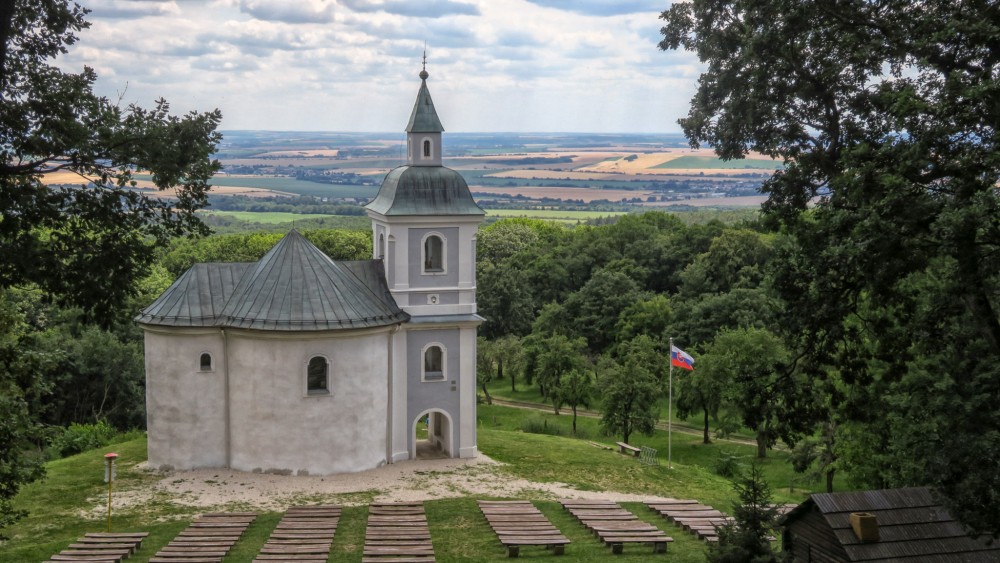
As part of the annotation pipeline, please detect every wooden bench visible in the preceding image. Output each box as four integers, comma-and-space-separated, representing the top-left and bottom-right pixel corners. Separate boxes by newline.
478, 500, 570, 557
647, 500, 733, 541
361, 502, 435, 563
44, 531, 149, 563
151, 512, 256, 563
559, 499, 672, 554
254, 504, 341, 563
616, 442, 641, 457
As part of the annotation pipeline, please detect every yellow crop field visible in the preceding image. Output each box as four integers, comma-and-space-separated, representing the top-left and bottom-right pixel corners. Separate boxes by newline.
577, 149, 715, 174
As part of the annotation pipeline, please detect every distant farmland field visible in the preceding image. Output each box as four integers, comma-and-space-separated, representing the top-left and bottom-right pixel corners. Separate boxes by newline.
471, 186, 654, 202
200, 211, 341, 224
207, 176, 379, 198
485, 209, 627, 222
652, 155, 782, 170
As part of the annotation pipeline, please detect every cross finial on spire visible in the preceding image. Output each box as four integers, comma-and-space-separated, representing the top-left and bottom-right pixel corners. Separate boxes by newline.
419, 42, 429, 80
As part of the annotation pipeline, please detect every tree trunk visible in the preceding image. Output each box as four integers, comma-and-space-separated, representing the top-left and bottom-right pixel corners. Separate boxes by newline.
826, 468, 835, 493
702, 405, 711, 444
756, 429, 768, 458
955, 224, 1000, 355
572, 405, 577, 434
481, 382, 492, 405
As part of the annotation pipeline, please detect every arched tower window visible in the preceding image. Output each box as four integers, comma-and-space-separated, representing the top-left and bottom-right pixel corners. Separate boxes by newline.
423, 139, 431, 157
378, 233, 385, 259
307, 356, 329, 394
423, 344, 445, 381
423, 234, 444, 272
199, 353, 213, 372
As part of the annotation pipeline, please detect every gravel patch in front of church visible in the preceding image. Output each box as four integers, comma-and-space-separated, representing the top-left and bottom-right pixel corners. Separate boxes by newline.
86, 455, 680, 518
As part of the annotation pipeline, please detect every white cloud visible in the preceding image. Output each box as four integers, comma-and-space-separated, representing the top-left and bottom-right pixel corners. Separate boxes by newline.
85, 0, 181, 19
63, 0, 701, 132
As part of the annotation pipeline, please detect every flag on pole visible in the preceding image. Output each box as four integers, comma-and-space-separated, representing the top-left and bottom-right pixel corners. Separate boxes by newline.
670, 345, 695, 371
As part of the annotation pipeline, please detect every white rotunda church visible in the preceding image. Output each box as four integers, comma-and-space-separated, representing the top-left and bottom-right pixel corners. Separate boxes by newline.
138, 66, 485, 475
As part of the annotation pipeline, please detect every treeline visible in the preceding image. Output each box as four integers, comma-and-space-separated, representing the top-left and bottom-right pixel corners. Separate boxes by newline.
206, 195, 367, 215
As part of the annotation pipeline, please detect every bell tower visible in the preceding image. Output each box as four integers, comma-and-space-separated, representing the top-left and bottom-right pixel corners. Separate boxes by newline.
364, 57, 485, 463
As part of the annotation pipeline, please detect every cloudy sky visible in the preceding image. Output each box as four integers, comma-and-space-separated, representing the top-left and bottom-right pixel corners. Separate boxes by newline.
61, 0, 700, 132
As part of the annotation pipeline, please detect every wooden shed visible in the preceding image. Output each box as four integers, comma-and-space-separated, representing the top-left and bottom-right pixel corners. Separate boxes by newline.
780, 487, 1000, 562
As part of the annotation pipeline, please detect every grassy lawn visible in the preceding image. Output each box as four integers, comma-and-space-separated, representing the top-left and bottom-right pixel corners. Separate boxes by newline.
0, 404, 819, 561
484, 378, 762, 443
477, 405, 823, 505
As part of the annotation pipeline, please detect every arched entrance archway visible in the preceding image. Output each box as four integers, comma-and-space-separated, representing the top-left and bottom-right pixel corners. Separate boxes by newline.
411, 409, 453, 460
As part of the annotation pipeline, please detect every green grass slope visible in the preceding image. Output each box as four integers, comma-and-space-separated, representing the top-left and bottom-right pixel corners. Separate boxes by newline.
1, 410, 815, 561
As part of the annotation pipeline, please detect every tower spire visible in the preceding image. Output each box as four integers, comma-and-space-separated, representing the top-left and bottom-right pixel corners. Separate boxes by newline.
420, 42, 429, 80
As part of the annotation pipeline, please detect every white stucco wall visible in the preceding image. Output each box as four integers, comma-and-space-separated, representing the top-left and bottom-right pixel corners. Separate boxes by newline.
225, 328, 391, 475
145, 329, 227, 470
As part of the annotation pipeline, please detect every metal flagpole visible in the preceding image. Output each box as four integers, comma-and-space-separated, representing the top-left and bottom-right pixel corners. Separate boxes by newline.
668, 337, 673, 469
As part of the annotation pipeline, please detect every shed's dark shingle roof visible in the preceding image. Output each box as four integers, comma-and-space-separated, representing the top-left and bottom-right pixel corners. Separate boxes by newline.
137, 231, 409, 331
782, 487, 1000, 562
365, 165, 484, 216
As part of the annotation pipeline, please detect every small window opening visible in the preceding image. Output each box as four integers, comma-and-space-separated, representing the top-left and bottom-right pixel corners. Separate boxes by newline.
200, 353, 212, 371
424, 235, 443, 272
423, 139, 431, 157
378, 233, 385, 259
424, 346, 444, 380
307, 356, 328, 394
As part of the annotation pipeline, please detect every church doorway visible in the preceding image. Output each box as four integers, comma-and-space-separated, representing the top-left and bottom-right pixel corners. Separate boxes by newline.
412, 410, 452, 460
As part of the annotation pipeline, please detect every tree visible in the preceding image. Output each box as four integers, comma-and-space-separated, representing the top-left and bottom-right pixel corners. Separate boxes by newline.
701, 328, 814, 458
599, 339, 661, 444
558, 368, 594, 435
0, 290, 49, 539
562, 267, 646, 352
661, 0, 1000, 533
708, 461, 779, 563
477, 263, 534, 339
1, 0, 222, 325
675, 359, 727, 444
0, 0, 222, 534
492, 335, 524, 393
791, 419, 838, 494
530, 334, 589, 415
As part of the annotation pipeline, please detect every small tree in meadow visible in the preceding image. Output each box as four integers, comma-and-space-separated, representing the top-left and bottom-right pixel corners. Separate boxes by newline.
708, 461, 779, 563
558, 368, 594, 434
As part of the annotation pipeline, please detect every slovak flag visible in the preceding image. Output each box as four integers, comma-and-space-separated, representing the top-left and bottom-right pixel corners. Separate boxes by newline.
671, 345, 695, 371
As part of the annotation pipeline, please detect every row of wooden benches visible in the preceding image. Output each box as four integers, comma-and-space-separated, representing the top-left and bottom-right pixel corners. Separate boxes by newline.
45, 498, 747, 562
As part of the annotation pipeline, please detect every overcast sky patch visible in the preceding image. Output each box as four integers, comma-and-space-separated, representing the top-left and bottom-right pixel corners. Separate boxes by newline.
62, 0, 696, 132
341, 0, 479, 18
86, 0, 180, 19
522, 0, 666, 17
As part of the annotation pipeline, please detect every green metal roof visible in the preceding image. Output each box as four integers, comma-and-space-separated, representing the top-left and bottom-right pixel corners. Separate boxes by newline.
406, 78, 444, 133
137, 231, 409, 331
365, 165, 485, 216
136, 262, 251, 327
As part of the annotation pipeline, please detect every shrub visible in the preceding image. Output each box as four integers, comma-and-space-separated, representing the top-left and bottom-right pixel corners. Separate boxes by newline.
49, 421, 118, 459
714, 449, 746, 479
520, 417, 566, 437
